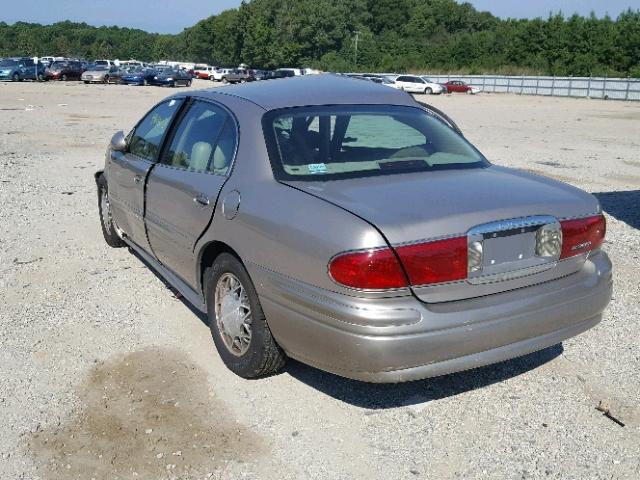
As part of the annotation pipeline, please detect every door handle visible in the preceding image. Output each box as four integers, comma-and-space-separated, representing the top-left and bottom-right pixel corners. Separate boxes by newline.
133, 175, 143, 184
194, 194, 210, 206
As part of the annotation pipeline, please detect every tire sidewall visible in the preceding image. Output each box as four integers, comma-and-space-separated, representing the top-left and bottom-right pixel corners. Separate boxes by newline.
97, 176, 125, 248
204, 253, 275, 377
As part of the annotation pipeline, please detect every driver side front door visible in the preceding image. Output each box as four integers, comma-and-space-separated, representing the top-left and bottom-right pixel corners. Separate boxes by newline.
107, 98, 184, 252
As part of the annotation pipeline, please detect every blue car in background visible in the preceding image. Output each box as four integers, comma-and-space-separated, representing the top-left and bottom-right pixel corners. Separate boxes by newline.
0, 57, 46, 82
120, 67, 157, 86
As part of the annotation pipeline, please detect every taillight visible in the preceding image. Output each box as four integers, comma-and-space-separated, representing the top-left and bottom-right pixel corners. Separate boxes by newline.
329, 236, 468, 290
560, 214, 606, 259
396, 237, 468, 286
328, 248, 408, 289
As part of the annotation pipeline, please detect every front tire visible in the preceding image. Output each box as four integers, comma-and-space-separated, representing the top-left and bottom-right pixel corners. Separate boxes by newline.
424, 87, 432, 94
222, 77, 228, 84
97, 176, 126, 248
12, 73, 20, 82
204, 253, 285, 378
62, 74, 68, 81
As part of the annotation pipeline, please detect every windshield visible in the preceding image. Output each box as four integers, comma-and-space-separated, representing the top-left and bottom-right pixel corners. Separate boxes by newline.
264, 105, 488, 181
0, 59, 18, 67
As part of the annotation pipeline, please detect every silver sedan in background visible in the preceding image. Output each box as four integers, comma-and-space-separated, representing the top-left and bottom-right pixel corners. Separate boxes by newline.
95, 75, 612, 382
82, 65, 125, 84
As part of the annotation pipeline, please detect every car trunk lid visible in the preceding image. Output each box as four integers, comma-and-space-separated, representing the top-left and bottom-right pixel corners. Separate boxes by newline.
285, 166, 600, 302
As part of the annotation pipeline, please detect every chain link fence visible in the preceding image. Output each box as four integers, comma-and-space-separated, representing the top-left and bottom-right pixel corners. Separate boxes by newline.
421, 75, 640, 101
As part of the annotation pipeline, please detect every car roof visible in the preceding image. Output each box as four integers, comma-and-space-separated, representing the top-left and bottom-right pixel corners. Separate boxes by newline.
190, 74, 419, 111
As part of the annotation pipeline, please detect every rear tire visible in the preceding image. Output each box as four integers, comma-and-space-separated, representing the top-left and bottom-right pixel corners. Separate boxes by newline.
204, 253, 285, 378
97, 176, 126, 248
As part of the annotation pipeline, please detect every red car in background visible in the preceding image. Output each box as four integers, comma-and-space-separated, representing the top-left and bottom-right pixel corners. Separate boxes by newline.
443, 80, 480, 94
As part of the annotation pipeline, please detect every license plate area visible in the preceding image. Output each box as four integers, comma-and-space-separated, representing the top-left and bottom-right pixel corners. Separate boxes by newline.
467, 216, 561, 285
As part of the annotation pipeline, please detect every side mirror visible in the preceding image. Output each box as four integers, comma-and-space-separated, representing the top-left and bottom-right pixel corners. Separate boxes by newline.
110, 131, 127, 152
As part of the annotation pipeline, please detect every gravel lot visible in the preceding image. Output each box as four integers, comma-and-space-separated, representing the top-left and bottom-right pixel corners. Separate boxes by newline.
0, 78, 638, 480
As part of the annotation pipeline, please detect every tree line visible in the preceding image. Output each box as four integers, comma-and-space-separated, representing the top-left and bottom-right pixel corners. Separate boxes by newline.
1, 0, 639, 77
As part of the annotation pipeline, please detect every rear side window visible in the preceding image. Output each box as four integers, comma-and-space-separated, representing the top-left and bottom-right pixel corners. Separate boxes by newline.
264, 105, 488, 181
162, 100, 236, 174
129, 99, 183, 161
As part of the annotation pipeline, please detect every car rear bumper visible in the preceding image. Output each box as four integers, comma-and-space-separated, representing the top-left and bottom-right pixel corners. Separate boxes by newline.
251, 250, 612, 382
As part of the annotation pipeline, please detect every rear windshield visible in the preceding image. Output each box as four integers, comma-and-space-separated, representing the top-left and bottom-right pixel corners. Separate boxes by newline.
263, 105, 487, 181
0, 59, 18, 67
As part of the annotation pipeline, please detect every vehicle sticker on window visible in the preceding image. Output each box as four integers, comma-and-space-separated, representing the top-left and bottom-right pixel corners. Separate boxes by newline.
308, 163, 327, 174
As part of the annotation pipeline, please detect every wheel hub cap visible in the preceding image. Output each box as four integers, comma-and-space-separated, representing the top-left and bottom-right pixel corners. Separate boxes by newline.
214, 273, 252, 356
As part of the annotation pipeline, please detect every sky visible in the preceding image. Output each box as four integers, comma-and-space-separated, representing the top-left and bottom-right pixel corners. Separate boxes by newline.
1, 0, 639, 34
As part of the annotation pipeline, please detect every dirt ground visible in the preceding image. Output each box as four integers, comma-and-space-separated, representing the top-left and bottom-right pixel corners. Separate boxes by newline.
0, 78, 638, 480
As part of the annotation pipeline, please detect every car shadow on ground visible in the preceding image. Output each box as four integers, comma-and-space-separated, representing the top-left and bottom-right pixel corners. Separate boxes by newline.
593, 190, 640, 230
284, 344, 563, 409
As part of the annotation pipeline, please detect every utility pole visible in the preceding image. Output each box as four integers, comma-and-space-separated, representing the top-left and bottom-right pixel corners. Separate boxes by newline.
354, 30, 360, 68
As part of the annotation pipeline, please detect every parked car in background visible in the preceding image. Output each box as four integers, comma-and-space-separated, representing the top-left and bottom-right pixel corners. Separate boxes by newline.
211, 68, 232, 82
0, 57, 46, 82
194, 65, 216, 79
96, 75, 611, 383
395, 75, 444, 94
148, 67, 192, 87
94, 60, 114, 69
40, 56, 65, 67
263, 70, 295, 80
120, 60, 145, 69
120, 67, 158, 86
45, 60, 83, 81
443, 80, 480, 94
251, 69, 271, 81
221, 68, 254, 84
277, 67, 304, 76
359, 74, 396, 87
82, 65, 124, 84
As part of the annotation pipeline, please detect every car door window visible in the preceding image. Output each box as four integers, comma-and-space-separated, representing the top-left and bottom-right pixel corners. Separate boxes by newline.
162, 101, 236, 175
129, 99, 183, 162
